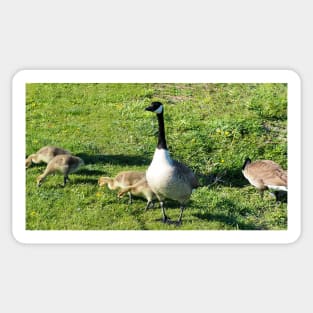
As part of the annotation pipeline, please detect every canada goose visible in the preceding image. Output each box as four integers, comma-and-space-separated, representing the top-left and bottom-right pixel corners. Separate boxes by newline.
242, 157, 287, 200
145, 101, 199, 225
37, 154, 84, 187
118, 177, 157, 210
98, 171, 146, 204
26, 146, 71, 168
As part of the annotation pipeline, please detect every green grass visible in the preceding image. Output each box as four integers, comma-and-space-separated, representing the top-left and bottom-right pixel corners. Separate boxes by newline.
26, 83, 287, 230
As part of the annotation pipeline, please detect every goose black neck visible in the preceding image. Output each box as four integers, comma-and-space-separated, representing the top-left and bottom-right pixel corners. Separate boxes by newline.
242, 158, 251, 170
157, 112, 168, 150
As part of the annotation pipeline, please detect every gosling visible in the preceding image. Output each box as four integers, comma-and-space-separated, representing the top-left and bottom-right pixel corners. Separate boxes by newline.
98, 171, 146, 204
26, 145, 71, 168
242, 157, 287, 200
37, 154, 84, 187
118, 178, 157, 210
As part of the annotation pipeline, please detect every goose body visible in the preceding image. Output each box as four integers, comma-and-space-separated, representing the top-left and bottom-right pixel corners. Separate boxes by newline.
37, 154, 84, 187
145, 102, 198, 225
242, 158, 287, 199
147, 149, 198, 203
118, 176, 157, 210
26, 145, 71, 168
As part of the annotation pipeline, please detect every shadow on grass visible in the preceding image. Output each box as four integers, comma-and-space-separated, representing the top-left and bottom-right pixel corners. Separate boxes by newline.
26, 163, 46, 169
72, 177, 100, 185
77, 168, 106, 176
194, 211, 266, 230
76, 153, 150, 166
127, 207, 149, 230
193, 199, 268, 230
197, 167, 248, 188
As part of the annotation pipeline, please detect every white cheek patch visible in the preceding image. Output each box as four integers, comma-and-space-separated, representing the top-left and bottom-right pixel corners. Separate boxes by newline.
154, 105, 163, 114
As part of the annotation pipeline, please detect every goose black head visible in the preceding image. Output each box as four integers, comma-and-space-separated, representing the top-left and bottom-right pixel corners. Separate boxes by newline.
145, 102, 163, 114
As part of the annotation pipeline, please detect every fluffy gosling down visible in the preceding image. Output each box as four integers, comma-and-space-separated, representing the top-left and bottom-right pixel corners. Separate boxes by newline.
145, 102, 199, 225
118, 177, 157, 210
26, 145, 71, 168
98, 171, 147, 204
37, 155, 84, 187
242, 157, 287, 200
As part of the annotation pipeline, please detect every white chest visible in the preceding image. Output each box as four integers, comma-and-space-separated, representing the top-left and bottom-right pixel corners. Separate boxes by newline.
146, 149, 174, 189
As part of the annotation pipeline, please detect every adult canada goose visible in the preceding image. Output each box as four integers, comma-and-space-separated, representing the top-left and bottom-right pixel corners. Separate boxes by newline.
37, 154, 84, 187
242, 157, 287, 200
26, 146, 71, 168
145, 101, 199, 225
98, 171, 147, 204
118, 177, 157, 211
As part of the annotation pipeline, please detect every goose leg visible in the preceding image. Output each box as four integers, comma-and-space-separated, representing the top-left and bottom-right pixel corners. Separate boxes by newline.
176, 205, 185, 226
144, 200, 153, 211
160, 201, 169, 223
128, 192, 132, 204
259, 189, 264, 199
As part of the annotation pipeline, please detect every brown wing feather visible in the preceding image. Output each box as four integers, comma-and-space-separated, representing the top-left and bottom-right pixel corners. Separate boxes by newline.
115, 171, 146, 185
173, 160, 199, 189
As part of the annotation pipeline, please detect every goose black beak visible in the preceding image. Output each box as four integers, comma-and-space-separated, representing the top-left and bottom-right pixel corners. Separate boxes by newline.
145, 106, 154, 112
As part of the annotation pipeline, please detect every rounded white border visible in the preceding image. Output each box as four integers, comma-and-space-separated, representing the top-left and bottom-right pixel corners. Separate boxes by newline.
12, 70, 301, 244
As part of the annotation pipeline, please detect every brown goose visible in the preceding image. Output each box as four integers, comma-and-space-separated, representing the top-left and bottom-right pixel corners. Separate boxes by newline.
98, 171, 147, 204
37, 154, 84, 187
242, 157, 287, 199
26, 146, 71, 168
118, 176, 157, 210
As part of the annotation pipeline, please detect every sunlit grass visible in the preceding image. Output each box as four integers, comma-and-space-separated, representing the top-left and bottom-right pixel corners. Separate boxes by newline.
26, 83, 287, 230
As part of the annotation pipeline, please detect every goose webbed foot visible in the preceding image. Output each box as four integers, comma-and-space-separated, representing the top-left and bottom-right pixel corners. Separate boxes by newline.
163, 218, 182, 226
163, 215, 170, 224
174, 220, 182, 227
156, 215, 171, 224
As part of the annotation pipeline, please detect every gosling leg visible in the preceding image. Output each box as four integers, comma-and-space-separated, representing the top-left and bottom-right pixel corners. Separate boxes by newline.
128, 192, 132, 204
144, 200, 154, 211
